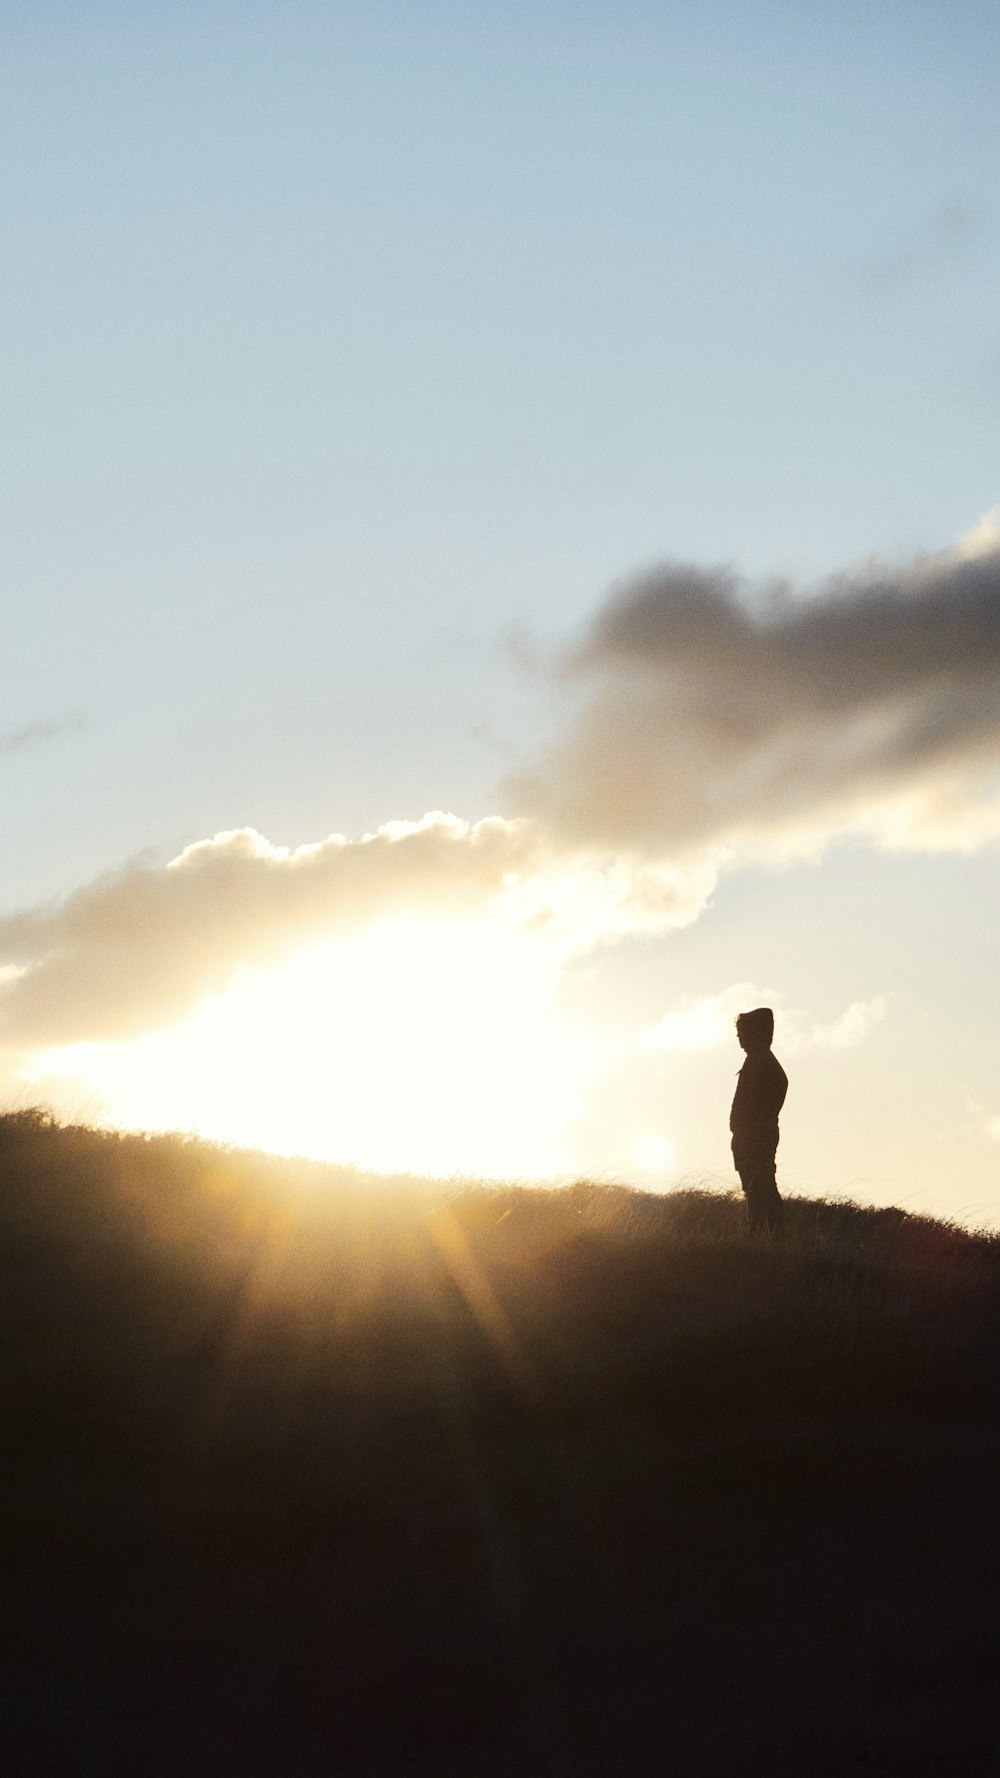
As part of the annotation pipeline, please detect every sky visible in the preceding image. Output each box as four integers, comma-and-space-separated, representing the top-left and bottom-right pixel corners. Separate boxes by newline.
2, 2, 1000, 1222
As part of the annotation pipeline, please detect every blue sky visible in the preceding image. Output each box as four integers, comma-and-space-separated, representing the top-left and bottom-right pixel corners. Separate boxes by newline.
2, 4, 999, 1213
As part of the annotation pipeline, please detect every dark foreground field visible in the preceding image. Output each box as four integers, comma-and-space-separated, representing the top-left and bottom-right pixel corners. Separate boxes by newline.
2, 1111, 1000, 1776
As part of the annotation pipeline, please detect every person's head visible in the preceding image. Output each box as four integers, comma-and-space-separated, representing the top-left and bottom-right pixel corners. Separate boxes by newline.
735, 1006, 774, 1053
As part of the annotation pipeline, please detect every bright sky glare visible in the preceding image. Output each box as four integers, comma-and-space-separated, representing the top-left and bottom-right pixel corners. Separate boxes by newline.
26, 914, 594, 1179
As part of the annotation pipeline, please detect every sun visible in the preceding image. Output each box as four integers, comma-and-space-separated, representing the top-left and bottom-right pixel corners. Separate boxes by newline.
26, 914, 595, 1180
633, 1134, 676, 1177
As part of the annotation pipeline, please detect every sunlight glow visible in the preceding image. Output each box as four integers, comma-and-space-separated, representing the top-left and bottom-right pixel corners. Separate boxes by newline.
26, 915, 595, 1179
633, 1134, 676, 1176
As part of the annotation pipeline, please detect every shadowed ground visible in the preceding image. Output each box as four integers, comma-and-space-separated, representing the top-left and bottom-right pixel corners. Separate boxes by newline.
2, 1110, 999, 1775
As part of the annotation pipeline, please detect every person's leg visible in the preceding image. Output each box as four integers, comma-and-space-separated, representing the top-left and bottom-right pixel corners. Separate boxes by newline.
764, 1179, 784, 1237
738, 1163, 766, 1235
740, 1156, 782, 1237
736, 1161, 750, 1230
758, 1160, 784, 1237
745, 1188, 767, 1235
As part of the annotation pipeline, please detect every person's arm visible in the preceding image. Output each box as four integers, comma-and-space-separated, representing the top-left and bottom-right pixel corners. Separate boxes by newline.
729, 1060, 753, 1138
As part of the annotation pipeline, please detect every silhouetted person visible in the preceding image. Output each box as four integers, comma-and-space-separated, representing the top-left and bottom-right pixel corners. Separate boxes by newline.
730, 1006, 787, 1237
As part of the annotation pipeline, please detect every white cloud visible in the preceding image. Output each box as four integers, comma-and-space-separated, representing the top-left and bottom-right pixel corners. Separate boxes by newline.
644, 983, 759, 1052
803, 996, 887, 1051
0, 812, 714, 1049
956, 505, 1000, 562
643, 986, 887, 1056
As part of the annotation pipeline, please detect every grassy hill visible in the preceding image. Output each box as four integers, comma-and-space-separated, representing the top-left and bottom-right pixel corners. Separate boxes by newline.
2, 1109, 999, 1775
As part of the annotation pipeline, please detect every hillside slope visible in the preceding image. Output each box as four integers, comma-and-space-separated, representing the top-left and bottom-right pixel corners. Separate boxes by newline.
2, 1110, 999, 1775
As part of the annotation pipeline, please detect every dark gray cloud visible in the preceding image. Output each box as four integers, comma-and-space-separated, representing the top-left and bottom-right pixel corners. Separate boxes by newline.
0, 712, 87, 753
507, 545, 1000, 853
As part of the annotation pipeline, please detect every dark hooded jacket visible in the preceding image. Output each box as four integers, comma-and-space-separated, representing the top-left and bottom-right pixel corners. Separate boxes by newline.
730, 1050, 788, 1161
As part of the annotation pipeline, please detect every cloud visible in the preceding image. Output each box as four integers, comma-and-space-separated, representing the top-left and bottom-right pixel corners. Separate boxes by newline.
644, 987, 887, 1057
957, 505, 1000, 561
864, 199, 988, 287
812, 996, 887, 1052
3, 520, 999, 1058
644, 983, 758, 1052
507, 531, 1000, 860
0, 813, 710, 1049
0, 712, 87, 753
0, 814, 528, 1046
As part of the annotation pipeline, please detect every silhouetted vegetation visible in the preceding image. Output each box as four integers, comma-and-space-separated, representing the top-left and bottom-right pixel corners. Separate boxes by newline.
3, 1109, 1000, 1774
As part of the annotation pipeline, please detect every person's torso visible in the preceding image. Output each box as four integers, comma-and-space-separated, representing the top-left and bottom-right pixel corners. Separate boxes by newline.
730, 1051, 788, 1140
